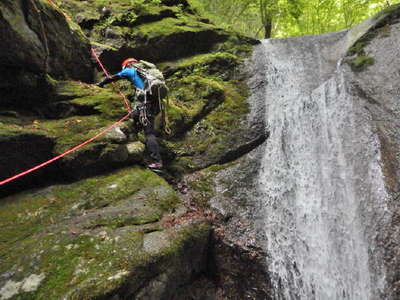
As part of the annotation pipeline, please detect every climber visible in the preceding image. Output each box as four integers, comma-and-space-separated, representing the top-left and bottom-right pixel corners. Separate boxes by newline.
96, 57, 165, 170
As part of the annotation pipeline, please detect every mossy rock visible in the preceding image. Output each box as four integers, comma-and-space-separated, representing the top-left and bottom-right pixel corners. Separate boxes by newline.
0, 166, 211, 299
0, 0, 92, 79
0, 79, 137, 187
348, 55, 375, 72
162, 51, 241, 81
0, 129, 57, 194
53, 0, 231, 71
1, 0, 260, 187
47, 80, 128, 119
163, 75, 225, 135
345, 3, 400, 72
166, 78, 264, 173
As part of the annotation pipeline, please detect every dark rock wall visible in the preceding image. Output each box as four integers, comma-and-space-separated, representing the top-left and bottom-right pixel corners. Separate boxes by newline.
0, 0, 92, 108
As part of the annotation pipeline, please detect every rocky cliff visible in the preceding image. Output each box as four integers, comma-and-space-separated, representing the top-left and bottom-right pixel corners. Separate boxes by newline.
0, 0, 264, 299
198, 4, 400, 300
1, 0, 400, 299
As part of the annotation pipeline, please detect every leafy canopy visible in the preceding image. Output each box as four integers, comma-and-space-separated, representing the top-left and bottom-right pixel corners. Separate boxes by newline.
189, 0, 400, 38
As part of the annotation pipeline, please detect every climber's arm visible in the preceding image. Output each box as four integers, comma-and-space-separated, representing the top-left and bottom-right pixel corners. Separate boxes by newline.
96, 74, 123, 87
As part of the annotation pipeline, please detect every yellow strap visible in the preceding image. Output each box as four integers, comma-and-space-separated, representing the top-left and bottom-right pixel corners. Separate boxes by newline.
163, 96, 172, 135
157, 86, 172, 135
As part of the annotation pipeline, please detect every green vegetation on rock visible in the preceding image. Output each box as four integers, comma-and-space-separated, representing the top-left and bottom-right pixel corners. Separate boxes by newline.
0, 166, 207, 299
0, 0, 257, 296
348, 55, 375, 72
346, 4, 400, 72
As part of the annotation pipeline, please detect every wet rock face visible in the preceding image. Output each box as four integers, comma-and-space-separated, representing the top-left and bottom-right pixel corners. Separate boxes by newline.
257, 6, 400, 300
179, 43, 271, 299
0, 0, 92, 108
344, 20, 400, 300
193, 5, 400, 300
206, 148, 272, 300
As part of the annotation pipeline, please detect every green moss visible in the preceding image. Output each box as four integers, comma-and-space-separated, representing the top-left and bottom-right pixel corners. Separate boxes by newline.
160, 75, 225, 135
10, 80, 129, 153
63, 167, 168, 209
37, 115, 107, 153
171, 79, 249, 168
55, 80, 96, 99
348, 55, 375, 72
55, 81, 127, 119
205, 161, 236, 173
110, 11, 139, 26
0, 165, 186, 299
39, 0, 88, 40
187, 171, 215, 209
0, 123, 49, 137
164, 52, 239, 70
346, 5, 400, 72
160, 222, 211, 257
125, 13, 217, 39
145, 189, 180, 213
162, 52, 240, 83
159, 42, 252, 172
219, 34, 255, 56
87, 214, 161, 229
1, 204, 209, 299
90, 41, 118, 51
17, 230, 146, 299
164, 102, 186, 124
0, 167, 170, 257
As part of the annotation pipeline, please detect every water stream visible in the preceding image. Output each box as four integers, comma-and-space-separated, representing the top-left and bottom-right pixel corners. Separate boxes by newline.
258, 33, 389, 300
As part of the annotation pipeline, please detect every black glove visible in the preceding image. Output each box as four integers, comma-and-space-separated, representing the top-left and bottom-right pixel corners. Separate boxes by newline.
96, 75, 122, 88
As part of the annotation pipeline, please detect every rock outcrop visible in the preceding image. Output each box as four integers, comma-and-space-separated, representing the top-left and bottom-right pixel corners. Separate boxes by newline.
195, 4, 400, 300
0, 0, 264, 299
0, 167, 211, 299
0, 0, 92, 109
2, 0, 399, 299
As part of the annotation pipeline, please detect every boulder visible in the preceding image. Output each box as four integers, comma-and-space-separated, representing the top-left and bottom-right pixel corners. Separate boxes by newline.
0, 167, 212, 299
0, 0, 93, 108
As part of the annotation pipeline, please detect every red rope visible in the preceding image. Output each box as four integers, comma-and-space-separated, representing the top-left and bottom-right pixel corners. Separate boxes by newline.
0, 114, 130, 186
0, 2, 133, 186
91, 49, 132, 113
0, 0, 136, 185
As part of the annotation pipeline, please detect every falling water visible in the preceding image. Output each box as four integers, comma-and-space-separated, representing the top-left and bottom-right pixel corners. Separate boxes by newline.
259, 33, 389, 300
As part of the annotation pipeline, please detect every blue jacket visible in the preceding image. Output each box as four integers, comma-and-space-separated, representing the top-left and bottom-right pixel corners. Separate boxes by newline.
117, 68, 145, 90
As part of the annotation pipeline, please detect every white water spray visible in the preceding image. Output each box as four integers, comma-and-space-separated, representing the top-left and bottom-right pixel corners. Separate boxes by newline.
259, 34, 389, 300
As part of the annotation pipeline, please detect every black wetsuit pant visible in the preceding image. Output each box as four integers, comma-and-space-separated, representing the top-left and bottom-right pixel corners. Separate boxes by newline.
131, 100, 162, 164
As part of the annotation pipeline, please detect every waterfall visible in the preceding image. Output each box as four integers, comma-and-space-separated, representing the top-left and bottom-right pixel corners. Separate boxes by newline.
259, 33, 390, 300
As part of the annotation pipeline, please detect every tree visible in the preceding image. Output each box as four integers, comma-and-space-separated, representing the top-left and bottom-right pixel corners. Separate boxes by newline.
259, 0, 275, 38
188, 0, 400, 39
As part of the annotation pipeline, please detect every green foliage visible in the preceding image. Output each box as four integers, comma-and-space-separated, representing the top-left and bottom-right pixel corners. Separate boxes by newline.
348, 55, 375, 71
189, 0, 400, 38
